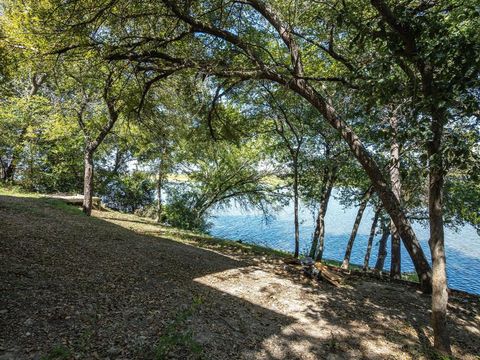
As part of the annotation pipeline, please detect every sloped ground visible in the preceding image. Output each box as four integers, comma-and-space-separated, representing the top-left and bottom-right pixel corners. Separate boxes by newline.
0, 194, 479, 359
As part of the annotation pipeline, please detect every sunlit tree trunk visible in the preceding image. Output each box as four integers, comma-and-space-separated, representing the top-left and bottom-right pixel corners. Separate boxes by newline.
389, 111, 402, 279
428, 106, 451, 354
342, 186, 373, 269
293, 156, 300, 258
82, 148, 94, 216
364, 206, 381, 271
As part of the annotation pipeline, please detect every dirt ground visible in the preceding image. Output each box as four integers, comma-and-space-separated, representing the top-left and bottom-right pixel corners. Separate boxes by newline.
1, 194, 479, 359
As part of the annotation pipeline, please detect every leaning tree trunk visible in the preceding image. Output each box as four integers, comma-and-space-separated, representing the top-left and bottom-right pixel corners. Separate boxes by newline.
285, 79, 432, 292
164, 0, 432, 292
374, 221, 390, 272
389, 111, 402, 279
82, 148, 94, 216
364, 206, 381, 271
309, 166, 336, 261
341, 186, 373, 269
293, 157, 300, 258
428, 108, 451, 354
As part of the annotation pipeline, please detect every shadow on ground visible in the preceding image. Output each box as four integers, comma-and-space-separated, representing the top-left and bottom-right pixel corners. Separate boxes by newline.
0, 195, 478, 359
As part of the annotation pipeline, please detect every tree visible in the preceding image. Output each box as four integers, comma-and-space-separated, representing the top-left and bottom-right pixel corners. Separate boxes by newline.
374, 219, 391, 272
66, 68, 123, 215
259, 87, 308, 258
169, 137, 281, 231
307, 142, 340, 262
364, 205, 382, 271
341, 186, 373, 269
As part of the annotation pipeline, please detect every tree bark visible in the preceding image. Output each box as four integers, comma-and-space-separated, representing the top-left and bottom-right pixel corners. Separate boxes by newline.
342, 186, 373, 269
390, 220, 401, 278
374, 221, 390, 272
78, 78, 120, 217
309, 165, 336, 261
428, 106, 451, 354
2, 158, 16, 183
293, 157, 300, 258
389, 111, 402, 279
82, 149, 94, 216
364, 206, 381, 271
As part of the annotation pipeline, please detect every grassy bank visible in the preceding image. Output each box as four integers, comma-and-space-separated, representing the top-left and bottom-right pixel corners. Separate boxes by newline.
0, 186, 418, 282
1, 188, 479, 359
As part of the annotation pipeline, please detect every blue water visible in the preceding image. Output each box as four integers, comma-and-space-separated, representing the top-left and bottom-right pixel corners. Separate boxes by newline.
210, 195, 480, 295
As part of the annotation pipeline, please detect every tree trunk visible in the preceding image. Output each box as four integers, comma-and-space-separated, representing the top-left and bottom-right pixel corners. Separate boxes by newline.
342, 186, 373, 269
82, 149, 94, 216
374, 221, 390, 272
2, 159, 16, 183
390, 221, 401, 278
364, 206, 381, 271
429, 166, 451, 354
428, 107, 451, 354
389, 112, 402, 279
293, 157, 300, 258
285, 79, 432, 292
309, 166, 336, 261
156, 163, 163, 223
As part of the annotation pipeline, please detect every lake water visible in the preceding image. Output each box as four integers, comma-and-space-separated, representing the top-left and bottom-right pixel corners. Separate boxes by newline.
210, 194, 480, 295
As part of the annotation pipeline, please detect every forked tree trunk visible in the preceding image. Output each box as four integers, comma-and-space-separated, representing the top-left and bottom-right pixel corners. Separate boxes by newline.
82, 149, 94, 216
293, 157, 300, 258
309, 166, 336, 261
78, 81, 119, 217
342, 186, 373, 269
364, 206, 381, 271
389, 111, 402, 279
374, 221, 390, 272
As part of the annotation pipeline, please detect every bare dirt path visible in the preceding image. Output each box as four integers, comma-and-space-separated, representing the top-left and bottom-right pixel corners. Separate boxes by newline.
1, 195, 479, 359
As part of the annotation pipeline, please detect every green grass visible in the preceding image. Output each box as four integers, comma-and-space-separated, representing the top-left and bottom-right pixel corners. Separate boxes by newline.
0, 186, 83, 216
152, 223, 291, 259
40, 345, 72, 360
0, 184, 41, 197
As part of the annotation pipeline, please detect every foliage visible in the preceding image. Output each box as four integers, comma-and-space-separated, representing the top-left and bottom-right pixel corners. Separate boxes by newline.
100, 171, 155, 213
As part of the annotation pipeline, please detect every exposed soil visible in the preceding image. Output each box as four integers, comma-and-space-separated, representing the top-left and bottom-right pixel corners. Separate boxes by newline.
1, 194, 479, 359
